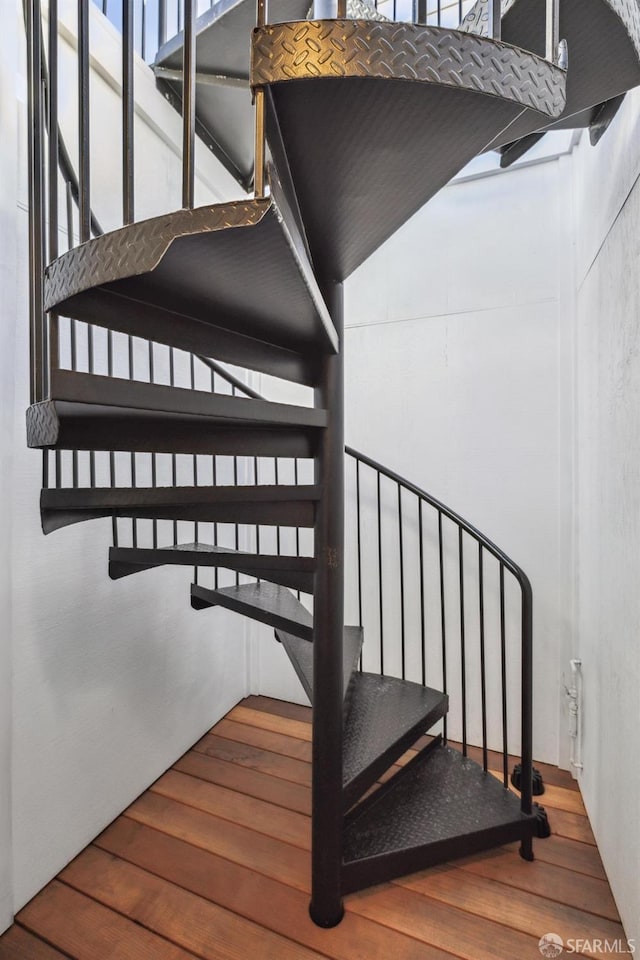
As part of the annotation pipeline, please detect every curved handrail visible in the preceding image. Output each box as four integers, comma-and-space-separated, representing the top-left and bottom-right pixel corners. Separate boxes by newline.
344, 444, 531, 595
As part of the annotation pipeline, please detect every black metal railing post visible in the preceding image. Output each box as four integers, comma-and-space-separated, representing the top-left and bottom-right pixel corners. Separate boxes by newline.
122, 0, 134, 223
254, 0, 267, 197
309, 280, 344, 929
546, 0, 559, 62
519, 572, 534, 859
27, 0, 45, 404
182, 0, 195, 208
487, 0, 501, 40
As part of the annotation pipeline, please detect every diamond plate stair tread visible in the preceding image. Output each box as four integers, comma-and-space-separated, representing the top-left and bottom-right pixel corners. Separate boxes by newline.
342, 745, 532, 892
342, 673, 448, 807
462, 0, 640, 150
252, 21, 566, 279
154, 0, 308, 185
26, 370, 326, 457
109, 544, 315, 593
190, 581, 314, 640
40, 484, 320, 534
44, 193, 338, 371
276, 625, 364, 704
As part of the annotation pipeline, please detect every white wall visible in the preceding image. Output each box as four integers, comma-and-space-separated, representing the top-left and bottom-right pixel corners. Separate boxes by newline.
343, 155, 575, 766
571, 88, 640, 944
1, 1, 249, 930
0, 0, 19, 933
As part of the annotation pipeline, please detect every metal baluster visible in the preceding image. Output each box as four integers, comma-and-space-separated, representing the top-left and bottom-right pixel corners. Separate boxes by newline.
48, 0, 59, 265
210, 367, 218, 588
487, 0, 501, 40
419, 497, 425, 686
355, 458, 362, 630
546, 0, 559, 63
377, 470, 384, 675
27, 0, 44, 403
478, 543, 488, 771
191, 353, 199, 583
254, 1, 267, 197
500, 564, 508, 787
141, 0, 146, 61
158, 0, 167, 49
78, 0, 90, 243
107, 330, 117, 544
169, 347, 178, 544
66, 185, 80, 495
398, 484, 405, 680
459, 526, 467, 756
123, 0, 134, 224
294, 457, 301, 599
274, 457, 281, 556
233, 396, 240, 586
438, 511, 447, 742
182, 0, 195, 208
128, 335, 137, 547
149, 341, 158, 549
254, 455, 260, 585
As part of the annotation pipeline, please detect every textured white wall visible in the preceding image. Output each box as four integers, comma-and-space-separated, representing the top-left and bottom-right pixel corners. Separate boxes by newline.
572, 88, 640, 944
343, 156, 575, 766
0, 0, 19, 933
1, 1, 249, 930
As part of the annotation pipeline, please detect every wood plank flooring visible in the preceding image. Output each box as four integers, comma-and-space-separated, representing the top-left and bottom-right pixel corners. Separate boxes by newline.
0, 694, 629, 960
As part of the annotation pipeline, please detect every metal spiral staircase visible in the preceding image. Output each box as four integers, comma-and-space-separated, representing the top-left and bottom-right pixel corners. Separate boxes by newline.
24, 0, 640, 928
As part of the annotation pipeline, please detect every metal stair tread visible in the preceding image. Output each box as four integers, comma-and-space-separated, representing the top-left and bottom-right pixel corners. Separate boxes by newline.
252, 21, 566, 280
461, 0, 640, 150
40, 484, 321, 533
342, 743, 533, 892
43, 190, 337, 385
191, 581, 315, 636
342, 672, 448, 808
27, 369, 326, 456
109, 543, 315, 592
276, 625, 364, 704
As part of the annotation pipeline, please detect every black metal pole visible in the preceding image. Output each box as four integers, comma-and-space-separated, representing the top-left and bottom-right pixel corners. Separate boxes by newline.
182, 0, 195, 208
122, 0, 134, 224
519, 574, 534, 860
27, 0, 44, 404
309, 280, 344, 929
78, 0, 90, 242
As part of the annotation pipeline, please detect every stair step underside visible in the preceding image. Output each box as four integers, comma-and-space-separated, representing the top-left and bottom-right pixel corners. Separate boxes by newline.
462, 0, 640, 149
251, 21, 566, 280
26, 369, 325, 457
109, 543, 315, 592
275, 625, 364, 705
40, 484, 321, 534
342, 742, 535, 894
191, 581, 315, 637
342, 673, 448, 810
153, 0, 309, 188
43, 187, 337, 387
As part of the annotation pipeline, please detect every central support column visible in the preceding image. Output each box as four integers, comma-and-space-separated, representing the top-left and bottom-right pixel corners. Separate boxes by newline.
309, 280, 345, 927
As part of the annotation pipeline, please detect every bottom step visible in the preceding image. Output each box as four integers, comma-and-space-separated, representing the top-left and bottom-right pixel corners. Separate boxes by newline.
342, 743, 535, 895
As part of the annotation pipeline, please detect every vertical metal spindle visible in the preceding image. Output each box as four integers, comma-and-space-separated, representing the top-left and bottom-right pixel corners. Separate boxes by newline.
487, 0, 501, 40
169, 347, 178, 544
141, 0, 146, 61
294, 457, 301, 599
122, 0, 134, 223
78, 0, 91, 243
233, 442, 239, 586
377, 470, 384, 675
254, 0, 267, 198
437, 0, 441, 26
67, 188, 80, 492
546, 0, 559, 63
438, 511, 447, 742
459, 527, 467, 756
149, 340, 158, 549
87, 323, 96, 488
355, 458, 362, 630
478, 543, 488, 771
254, 455, 260, 585
127, 334, 137, 546
191, 353, 199, 580
274, 457, 281, 556
212, 453, 218, 588
107, 329, 117, 542
27, 0, 45, 404
182, 0, 195, 208
398, 484, 405, 680
48, 0, 59, 263
520, 576, 534, 828
418, 497, 425, 686
158, 0, 167, 49
415, 0, 426, 24
500, 564, 508, 787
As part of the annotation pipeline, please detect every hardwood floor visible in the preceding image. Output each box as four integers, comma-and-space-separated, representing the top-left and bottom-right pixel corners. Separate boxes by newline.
0, 695, 628, 960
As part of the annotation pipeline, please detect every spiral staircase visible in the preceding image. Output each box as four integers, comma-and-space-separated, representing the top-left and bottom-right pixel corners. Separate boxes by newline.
24, 0, 640, 928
